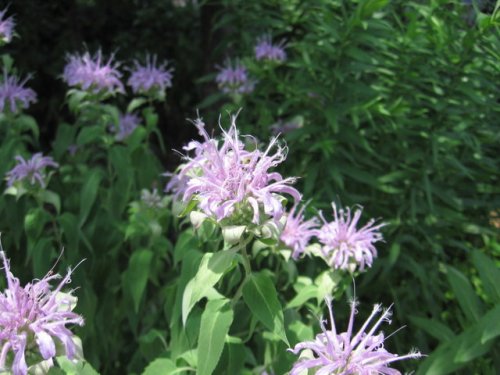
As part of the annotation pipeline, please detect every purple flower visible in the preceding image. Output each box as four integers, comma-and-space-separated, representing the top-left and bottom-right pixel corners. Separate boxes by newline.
127, 55, 173, 97
281, 204, 319, 259
317, 203, 384, 272
0, 69, 37, 113
0, 8, 15, 44
254, 35, 286, 62
62, 50, 124, 95
6, 153, 58, 188
111, 112, 140, 141
165, 116, 301, 224
215, 59, 255, 95
289, 298, 422, 375
0, 249, 84, 375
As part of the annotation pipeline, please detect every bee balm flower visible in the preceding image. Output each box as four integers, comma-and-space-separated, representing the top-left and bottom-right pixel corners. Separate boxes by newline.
289, 298, 421, 375
0, 8, 15, 44
317, 203, 384, 272
215, 59, 255, 95
166, 116, 301, 224
0, 70, 37, 113
281, 204, 319, 259
0, 250, 84, 375
62, 50, 124, 95
127, 55, 173, 98
6, 153, 58, 188
254, 35, 286, 62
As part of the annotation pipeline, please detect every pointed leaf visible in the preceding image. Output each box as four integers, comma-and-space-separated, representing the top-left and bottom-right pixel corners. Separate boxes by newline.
197, 299, 234, 375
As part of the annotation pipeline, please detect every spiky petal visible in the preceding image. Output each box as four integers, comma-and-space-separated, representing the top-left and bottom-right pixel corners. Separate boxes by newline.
289, 298, 422, 375
281, 204, 319, 259
6, 153, 58, 188
0, 250, 84, 375
215, 59, 255, 95
317, 203, 384, 271
166, 116, 301, 224
0, 69, 37, 113
254, 34, 286, 62
0, 8, 15, 44
127, 55, 173, 96
62, 50, 124, 95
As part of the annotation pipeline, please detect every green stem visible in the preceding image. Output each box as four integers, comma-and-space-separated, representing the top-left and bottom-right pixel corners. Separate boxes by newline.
231, 234, 254, 307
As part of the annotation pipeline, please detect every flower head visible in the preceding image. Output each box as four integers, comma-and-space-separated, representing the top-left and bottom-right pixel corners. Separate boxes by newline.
111, 112, 140, 141
0, 249, 84, 375
289, 298, 421, 375
317, 203, 384, 272
141, 188, 165, 209
0, 8, 15, 44
254, 35, 286, 62
216, 60, 255, 95
0, 69, 37, 113
127, 55, 173, 98
281, 204, 319, 259
165, 115, 301, 224
62, 50, 124, 95
6, 153, 58, 188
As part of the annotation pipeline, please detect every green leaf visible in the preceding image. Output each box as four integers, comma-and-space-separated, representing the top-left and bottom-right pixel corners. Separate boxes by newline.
408, 316, 455, 343
182, 249, 236, 325
197, 299, 234, 375
221, 225, 246, 245
38, 189, 61, 214
124, 248, 154, 313
446, 265, 483, 323
472, 251, 500, 303
286, 285, 317, 309
79, 170, 102, 227
242, 272, 288, 345
76, 125, 104, 146
141, 357, 176, 375
56, 357, 100, 375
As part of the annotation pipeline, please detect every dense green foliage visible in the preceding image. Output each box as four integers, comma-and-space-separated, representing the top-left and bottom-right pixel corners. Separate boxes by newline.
0, 1, 498, 374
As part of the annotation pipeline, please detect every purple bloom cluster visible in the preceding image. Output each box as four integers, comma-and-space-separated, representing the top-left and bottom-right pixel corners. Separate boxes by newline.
289, 298, 421, 375
280, 204, 319, 259
317, 203, 384, 271
0, 8, 15, 44
6, 153, 58, 188
0, 250, 84, 375
62, 50, 124, 95
166, 116, 301, 224
0, 70, 37, 113
215, 60, 255, 95
112, 112, 140, 141
254, 35, 286, 62
128, 55, 173, 96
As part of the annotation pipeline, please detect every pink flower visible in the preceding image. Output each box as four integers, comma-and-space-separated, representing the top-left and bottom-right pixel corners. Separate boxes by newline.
6, 153, 58, 188
254, 34, 286, 62
281, 204, 319, 259
166, 116, 301, 224
127, 55, 173, 97
317, 203, 384, 271
0, 8, 15, 44
215, 59, 255, 95
0, 69, 37, 113
0, 250, 84, 375
289, 298, 421, 375
63, 50, 124, 95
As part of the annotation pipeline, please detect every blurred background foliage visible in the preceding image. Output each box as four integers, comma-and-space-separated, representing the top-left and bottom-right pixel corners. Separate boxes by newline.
1, 0, 499, 374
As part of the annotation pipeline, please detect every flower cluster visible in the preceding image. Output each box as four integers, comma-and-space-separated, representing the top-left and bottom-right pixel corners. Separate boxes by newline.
280, 204, 319, 260
166, 116, 301, 224
112, 112, 140, 141
0, 69, 37, 114
128, 55, 173, 98
6, 153, 58, 188
254, 35, 287, 62
317, 203, 385, 271
62, 50, 124, 95
289, 298, 422, 375
0, 250, 84, 375
215, 60, 255, 95
0, 7, 15, 44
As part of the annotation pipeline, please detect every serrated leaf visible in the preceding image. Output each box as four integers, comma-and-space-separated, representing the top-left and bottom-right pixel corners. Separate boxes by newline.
197, 299, 234, 375
242, 272, 288, 345
182, 249, 236, 325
